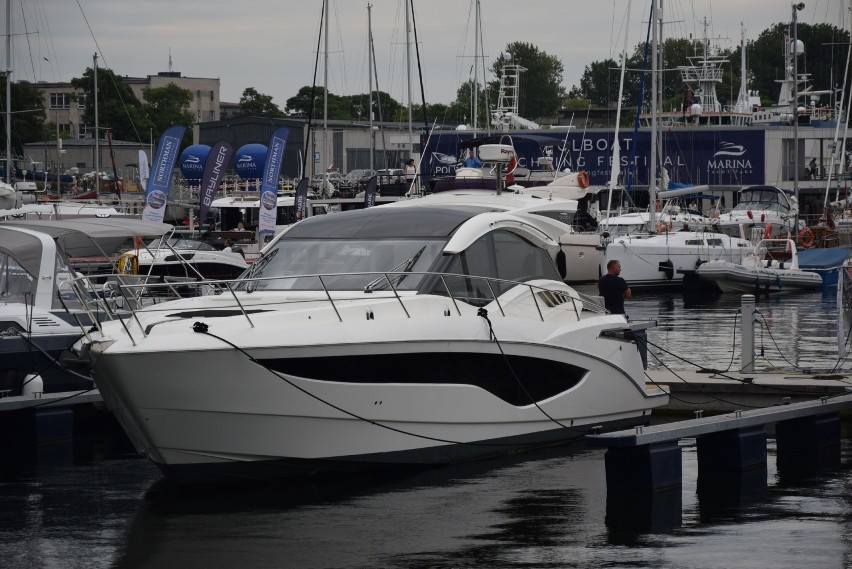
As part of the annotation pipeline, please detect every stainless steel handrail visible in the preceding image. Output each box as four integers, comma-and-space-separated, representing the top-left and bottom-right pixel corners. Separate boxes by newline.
76, 271, 609, 342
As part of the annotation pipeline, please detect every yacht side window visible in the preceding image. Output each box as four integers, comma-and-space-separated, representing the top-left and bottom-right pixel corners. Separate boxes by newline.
0, 252, 35, 303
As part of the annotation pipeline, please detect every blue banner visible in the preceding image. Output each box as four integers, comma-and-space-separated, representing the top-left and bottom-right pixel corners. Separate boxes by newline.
198, 141, 234, 224
258, 127, 290, 235
421, 129, 766, 188
293, 177, 309, 221
363, 175, 378, 208
142, 124, 187, 223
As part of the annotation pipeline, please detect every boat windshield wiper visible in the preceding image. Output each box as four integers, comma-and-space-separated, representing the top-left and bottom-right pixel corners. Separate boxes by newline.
364, 245, 426, 292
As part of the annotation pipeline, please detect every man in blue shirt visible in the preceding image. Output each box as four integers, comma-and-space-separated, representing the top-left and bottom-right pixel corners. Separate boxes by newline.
462, 149, 483, 168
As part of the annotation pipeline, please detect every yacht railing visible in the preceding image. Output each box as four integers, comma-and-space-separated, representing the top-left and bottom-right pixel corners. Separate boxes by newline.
63, 271, 611, 343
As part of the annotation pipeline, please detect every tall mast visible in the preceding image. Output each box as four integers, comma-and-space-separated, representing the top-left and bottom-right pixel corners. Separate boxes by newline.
607, 0, 632, 216
792, 2, 803, 231
405, 0, 413, 156
323, 0, 329, 174
368, 3, 374, 171
649, 0, 659, 231
5, 0, 11, 185
93, 52, 99, 196
473, 0, 481, 135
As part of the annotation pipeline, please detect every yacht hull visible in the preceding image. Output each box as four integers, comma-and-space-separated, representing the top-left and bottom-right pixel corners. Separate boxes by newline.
88, 301, 664, 483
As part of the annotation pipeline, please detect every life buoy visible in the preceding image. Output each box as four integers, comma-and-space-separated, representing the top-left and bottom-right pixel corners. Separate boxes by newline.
506, 156, 517, 185
763, 222, 773, 239
655, 221, 666, 233
576, 171, 589, 189
118, 252, 138, 275
799, 227, 815, 249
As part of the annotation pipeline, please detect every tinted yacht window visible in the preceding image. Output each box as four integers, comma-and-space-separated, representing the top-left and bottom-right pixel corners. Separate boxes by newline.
438, 230, 560, 304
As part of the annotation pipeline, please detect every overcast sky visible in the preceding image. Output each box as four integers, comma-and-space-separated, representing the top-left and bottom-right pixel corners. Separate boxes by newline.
11, 0, 848, 109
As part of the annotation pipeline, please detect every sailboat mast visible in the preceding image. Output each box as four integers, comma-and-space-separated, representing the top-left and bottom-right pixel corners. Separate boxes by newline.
5, 0, 10, 185
94, 52, 100, 197
368, 3, 374, 171
649, 0, 659, 230
323, 0, 329, 175
473, 0, 480, 135
606, 0, 632, 216
405, 0, 413, 157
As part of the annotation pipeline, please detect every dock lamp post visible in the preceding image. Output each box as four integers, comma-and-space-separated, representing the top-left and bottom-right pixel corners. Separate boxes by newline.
792, 2, 804, 235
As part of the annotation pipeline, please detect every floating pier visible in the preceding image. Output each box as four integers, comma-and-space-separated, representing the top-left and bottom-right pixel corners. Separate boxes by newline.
588, 393, 851, 491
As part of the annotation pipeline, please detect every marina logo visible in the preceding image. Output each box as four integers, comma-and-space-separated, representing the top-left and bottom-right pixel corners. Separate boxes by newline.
713, 142, 747, 157
236, 154, 257, 167
708, 141, 753, 174
184, 155, 202, 163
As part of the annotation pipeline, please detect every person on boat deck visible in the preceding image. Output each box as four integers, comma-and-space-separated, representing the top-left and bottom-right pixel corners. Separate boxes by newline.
598, 260, 632, 317
462, 150, 483, 168
234, 221, 245, 231
222, 239, 233, 253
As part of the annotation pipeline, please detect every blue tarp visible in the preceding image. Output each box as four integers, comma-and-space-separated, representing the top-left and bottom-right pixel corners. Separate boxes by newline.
797, 247, 850, 270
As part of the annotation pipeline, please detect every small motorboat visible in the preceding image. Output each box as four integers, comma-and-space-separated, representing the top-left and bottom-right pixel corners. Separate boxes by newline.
123, 236, 249, 281
696, 238, 822, 293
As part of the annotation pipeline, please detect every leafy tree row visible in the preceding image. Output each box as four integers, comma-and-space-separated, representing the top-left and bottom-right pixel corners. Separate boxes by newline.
2, 21, 848, 157
568, 22, 850, 116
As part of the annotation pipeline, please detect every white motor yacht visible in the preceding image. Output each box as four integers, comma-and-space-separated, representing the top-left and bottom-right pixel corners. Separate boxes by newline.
0, 218, 171, 396
77, 205, 667, 483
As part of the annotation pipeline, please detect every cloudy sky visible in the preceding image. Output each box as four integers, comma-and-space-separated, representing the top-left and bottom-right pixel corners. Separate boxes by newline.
12, 0, 848, 109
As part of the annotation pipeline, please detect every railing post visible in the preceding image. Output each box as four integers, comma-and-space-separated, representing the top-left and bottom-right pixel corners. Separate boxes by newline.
741, 294, 755, 373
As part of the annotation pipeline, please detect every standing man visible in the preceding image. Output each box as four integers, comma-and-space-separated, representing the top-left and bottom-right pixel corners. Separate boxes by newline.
598, 259, 632, 316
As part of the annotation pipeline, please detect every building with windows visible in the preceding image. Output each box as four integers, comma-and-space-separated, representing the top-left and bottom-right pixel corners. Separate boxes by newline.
36, 71, 220, 142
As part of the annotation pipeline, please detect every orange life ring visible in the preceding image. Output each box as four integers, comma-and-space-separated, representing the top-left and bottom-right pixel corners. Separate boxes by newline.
576, 171, 589, 189
799, 227, 815, 249
655, 221, 666, 233
763, 222, 773, 239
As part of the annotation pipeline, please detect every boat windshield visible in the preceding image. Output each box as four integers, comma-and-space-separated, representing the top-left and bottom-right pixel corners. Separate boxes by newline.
238, 238, 447, 291
147, 238, 216, 251
732, 189, 789, 213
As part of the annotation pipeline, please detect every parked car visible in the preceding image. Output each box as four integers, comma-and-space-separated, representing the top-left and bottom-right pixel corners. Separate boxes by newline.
336, 169, 376, 198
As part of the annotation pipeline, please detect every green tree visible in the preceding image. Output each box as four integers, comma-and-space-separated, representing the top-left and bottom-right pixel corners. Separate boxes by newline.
490, 43, 565, 119
142, 83, 195, 146
577, 58, 622, 107
749, 22, 850, 106
71, 67, 152, 142
237, 87, 285, 118
0, 79, 46, 155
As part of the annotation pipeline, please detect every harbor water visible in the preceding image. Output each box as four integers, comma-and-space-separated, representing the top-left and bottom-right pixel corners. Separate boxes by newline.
2, 288, 852, 569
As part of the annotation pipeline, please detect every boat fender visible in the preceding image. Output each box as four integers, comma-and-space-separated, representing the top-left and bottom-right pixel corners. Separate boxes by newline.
556, 249, 567, 279
118, 252, 138, 275
799, 227, 815, 249
658, 259, 674, 280
763, 222, 773, 239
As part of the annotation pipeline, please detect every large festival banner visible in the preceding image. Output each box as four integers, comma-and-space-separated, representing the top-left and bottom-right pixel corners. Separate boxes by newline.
198, 141, 234, 223
142, 125, 186, 223
293, 177, 309, 221
258, 127, 290, 235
